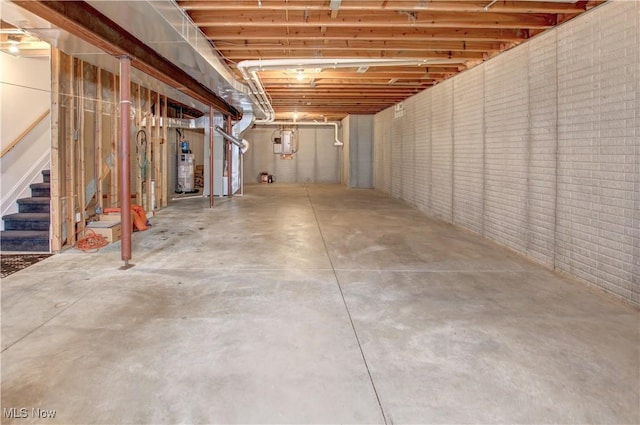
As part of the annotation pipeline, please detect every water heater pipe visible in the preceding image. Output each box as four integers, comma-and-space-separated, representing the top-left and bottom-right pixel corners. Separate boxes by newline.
262, 121, 343, 147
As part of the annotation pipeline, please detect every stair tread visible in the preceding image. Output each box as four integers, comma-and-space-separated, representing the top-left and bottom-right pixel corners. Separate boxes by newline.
17, 197, 50, 204
30, 182, 50, 188
1, 230, 49, 239
3, 213, 50, 221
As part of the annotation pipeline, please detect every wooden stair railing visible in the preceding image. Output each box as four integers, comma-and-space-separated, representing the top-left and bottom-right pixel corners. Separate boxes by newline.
0, 109, 50, 159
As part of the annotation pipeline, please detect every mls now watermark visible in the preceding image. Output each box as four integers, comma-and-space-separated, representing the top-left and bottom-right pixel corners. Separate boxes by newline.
3, 408, 57, 419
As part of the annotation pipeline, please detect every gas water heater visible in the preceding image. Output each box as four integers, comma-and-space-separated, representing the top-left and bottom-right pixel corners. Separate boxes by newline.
177, 140, 195, 193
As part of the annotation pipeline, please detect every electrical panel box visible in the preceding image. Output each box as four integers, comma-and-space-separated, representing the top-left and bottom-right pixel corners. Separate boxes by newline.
273, 130, 296, 155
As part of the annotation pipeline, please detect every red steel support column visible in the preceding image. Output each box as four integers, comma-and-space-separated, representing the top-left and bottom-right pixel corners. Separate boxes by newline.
119, 56, 133, 268
209, 107, 214, 208
226, 115, 233, 198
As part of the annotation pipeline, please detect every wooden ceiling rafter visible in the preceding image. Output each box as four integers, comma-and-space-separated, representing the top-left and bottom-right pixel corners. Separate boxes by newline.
178, 0, 606, 121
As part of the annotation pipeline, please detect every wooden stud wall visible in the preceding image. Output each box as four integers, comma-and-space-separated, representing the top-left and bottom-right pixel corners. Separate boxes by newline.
50, 49, 169, 251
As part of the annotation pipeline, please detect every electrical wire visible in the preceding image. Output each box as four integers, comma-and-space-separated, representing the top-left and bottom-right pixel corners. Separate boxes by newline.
136, 129, 149, 180
76, 229, 109, 252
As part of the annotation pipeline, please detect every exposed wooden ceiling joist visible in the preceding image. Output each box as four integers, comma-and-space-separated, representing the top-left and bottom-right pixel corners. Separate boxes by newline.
178, 0, 606, 121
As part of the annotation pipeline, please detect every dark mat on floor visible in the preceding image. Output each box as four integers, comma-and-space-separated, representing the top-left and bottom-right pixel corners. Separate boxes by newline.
1, 254, 52, 278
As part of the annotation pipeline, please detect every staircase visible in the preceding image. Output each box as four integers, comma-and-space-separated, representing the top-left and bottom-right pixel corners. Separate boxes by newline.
1, 170, 50, 252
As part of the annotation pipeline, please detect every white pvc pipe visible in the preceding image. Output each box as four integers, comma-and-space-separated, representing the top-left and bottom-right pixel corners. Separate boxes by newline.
260, 121, 343, 147
237, 58, 462, 124
238, 58, 460, 71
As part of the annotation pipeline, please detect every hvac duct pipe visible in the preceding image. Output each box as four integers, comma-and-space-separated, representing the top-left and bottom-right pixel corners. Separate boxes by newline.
214, 126, 250, 153
233, 110, 253, 197
119, 56, 133, 269
215, 126, 250, 197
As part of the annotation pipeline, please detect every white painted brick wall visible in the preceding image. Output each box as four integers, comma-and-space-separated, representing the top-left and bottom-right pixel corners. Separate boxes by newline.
453, 66, 484, 234
402, 96, 417, 205
484, 46, 529, 255
527, 30, 558, 268
372, 0, 639, 306
391, 108, 403, 199
430, 80, 454, 222
414, 90, 432, 214
557, 0, 639, 303
374, 107, 393, 194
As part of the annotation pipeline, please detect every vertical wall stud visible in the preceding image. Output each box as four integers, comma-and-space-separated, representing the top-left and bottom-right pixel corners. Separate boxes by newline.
66, 55, 76, 247
78, 60, 86, 237
96, 67, 103, 212
209, 107, 215, 208
227, 115, 232, 197
111, 73, 119, 207
161, 95, 168, 207
50, 48, 62, 252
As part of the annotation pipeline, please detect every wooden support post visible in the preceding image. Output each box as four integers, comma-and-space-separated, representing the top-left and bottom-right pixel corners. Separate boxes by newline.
111, 73, 118, 207
135, 84, 142, 206
227, 115, 232, 198
78, 60, 86, 237
50, 49, 62, 252
145, 87, 152, 213
153, 90, 161, 211
66, 55, 76, 247
119, 56, 133, 268
96, 67, 103, 212
209, 107, 214, 208
161, 95, 168, 207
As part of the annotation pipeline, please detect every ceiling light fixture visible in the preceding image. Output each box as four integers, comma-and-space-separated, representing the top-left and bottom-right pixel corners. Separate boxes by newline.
7, 34, 21, 53
296, 70, 304, 81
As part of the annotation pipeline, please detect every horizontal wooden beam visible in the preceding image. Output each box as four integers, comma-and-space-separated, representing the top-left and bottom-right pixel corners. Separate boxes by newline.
189, 10, 556, 29
260, 68, 452, 78
220, 50, 482, 60
178, 0, 604, 14
14, 1, 241, 119
203, 27, 529, 42
215, 39, 503, 52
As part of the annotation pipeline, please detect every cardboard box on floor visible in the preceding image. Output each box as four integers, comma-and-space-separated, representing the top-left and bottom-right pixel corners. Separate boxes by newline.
100, 212, 133, 229
85, 221, 121, 243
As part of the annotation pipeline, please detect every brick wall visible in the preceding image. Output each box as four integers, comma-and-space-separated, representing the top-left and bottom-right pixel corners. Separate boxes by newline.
373, 0, 639, 306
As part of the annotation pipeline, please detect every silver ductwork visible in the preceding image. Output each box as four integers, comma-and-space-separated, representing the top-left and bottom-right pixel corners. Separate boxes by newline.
214, 126, 250, 154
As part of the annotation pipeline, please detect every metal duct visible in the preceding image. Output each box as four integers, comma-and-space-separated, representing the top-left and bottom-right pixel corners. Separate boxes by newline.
214, 126, 250, 154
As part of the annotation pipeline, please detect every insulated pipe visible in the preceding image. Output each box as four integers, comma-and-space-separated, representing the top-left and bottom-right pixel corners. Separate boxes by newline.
119, 56, 133, 269
209, 107, 214, 208
263, 121, 344, 147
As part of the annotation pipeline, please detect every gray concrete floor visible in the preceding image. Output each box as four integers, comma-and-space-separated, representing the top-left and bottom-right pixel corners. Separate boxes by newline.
1, 184, 638, 424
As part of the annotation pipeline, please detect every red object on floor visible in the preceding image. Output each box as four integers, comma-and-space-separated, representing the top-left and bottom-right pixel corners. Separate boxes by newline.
103, 205, 148, 231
